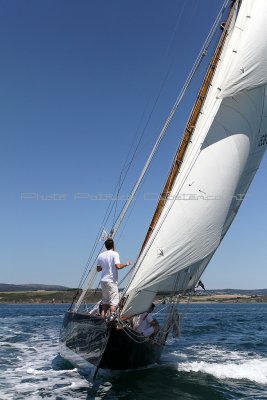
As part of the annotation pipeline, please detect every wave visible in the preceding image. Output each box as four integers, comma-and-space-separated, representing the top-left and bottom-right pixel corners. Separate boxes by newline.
178, 358, 267, 384
167, 345, 267, 385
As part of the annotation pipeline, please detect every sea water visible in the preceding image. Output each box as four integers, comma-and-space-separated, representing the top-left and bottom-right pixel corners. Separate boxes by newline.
0, 303, 266, 399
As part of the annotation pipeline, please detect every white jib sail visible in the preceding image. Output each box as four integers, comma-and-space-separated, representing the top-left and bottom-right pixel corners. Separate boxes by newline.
121, 0, 267, 318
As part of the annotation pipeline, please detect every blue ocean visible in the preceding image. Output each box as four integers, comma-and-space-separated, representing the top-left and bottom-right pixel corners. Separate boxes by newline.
0, 303, 266, 399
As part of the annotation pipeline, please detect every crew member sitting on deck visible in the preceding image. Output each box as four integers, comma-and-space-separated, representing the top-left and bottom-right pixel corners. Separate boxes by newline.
133, 303, 160, 338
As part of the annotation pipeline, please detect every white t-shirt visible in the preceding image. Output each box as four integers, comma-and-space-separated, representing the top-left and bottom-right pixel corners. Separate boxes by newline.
97, 250, 120, 283
134, 312, 153, 334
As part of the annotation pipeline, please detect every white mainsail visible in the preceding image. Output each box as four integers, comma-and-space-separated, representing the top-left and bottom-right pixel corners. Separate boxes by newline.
121, 0, 267, 318
220, 0, 267, 97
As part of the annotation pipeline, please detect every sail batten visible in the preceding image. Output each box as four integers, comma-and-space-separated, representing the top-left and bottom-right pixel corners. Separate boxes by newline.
121, 0, 267, 318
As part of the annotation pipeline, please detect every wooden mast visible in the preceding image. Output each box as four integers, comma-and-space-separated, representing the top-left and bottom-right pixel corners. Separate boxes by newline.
139, 1, 237, 256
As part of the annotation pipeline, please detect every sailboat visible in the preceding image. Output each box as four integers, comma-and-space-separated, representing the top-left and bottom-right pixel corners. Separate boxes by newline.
60, 0, 267, 373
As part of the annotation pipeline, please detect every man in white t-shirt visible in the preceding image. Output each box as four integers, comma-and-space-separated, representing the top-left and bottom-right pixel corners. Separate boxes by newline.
96, 238, 131, 317
133, 303, 160, 338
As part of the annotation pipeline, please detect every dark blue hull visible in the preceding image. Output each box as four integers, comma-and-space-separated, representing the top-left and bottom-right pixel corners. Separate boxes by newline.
59, 311, 163, 370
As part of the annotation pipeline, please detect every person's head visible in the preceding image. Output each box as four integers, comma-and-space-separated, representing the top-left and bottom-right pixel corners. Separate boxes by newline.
105, 238, 114, 250
148, 303, 155, 313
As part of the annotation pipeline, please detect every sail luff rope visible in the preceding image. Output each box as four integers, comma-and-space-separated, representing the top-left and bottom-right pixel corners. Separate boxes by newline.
74, 0, 231, 311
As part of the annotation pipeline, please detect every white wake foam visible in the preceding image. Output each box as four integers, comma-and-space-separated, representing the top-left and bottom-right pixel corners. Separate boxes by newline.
178, 358, 267, 384
0, 316, 92, 400
172, 346, 267, 384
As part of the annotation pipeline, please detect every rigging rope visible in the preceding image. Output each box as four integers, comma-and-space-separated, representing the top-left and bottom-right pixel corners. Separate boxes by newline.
77, 2, 188, 290
111, 0, 190, 229
121, 0, 231, 299
75, 1, 192, 294
74, 0, 230, 311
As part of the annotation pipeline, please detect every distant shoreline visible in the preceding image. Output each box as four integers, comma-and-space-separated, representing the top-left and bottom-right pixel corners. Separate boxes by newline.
0, 289, 99, 305
0, 290, 266, 305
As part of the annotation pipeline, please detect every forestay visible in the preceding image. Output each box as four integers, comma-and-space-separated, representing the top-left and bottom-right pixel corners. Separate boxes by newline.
121, 0, 267, 318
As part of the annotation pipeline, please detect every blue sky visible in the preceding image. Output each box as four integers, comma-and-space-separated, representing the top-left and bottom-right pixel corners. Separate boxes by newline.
0, 0, 266, 289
